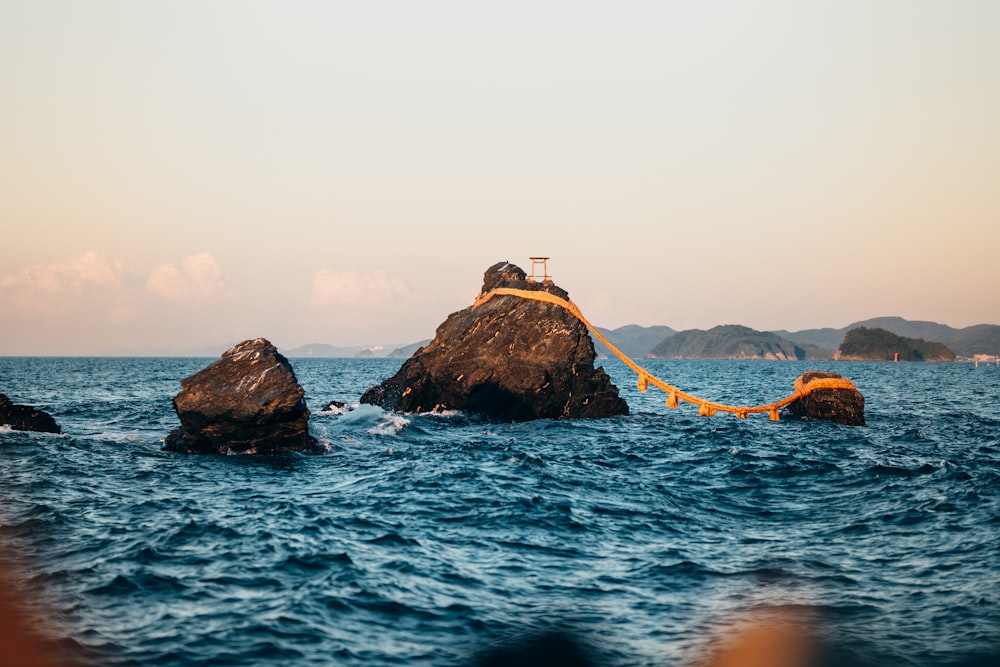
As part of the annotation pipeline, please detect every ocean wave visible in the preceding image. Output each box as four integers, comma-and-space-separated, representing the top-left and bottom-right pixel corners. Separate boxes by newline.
1, 357, 998, 666
366, 414, 410, 436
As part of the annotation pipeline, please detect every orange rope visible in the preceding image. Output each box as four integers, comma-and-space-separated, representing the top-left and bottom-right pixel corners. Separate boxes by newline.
473, 287, 858, 420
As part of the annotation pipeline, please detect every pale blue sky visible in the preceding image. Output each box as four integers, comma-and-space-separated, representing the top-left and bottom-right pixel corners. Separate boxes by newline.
2, 1, 998, 354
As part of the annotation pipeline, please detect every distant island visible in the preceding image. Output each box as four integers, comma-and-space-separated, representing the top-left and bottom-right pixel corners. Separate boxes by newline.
835, 327, 956, 361
647, 325, 810, 360
593, 317, 998, 361
773, 316, 1000, 359
387, 340, 431, 358
281, 343, 419, 359
593, 325, 675, 359
94, 316, 999, 359
283, 317, 996, 362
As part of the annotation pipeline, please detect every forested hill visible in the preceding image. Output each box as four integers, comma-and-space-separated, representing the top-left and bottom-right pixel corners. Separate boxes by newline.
647, 325, 808, 360
836, 327, 956, 361
594, 325, 675, 359
776, 317, 1000, 357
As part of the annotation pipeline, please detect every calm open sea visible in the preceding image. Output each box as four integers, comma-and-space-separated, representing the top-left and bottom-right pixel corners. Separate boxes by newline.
0, 357, 998, 666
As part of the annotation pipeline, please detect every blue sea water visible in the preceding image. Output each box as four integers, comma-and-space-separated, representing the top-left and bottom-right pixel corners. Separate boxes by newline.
0, 357, 998, 666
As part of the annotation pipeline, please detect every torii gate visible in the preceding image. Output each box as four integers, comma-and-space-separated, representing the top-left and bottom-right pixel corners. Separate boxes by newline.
528, 257, 551, 283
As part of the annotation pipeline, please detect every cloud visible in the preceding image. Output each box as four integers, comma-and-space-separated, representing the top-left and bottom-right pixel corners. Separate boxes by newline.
0, 250, 247, 354
0, 251, 126, 318
146, 253, 232, 303
308, 268, 410, 307
1, 251, 123, 293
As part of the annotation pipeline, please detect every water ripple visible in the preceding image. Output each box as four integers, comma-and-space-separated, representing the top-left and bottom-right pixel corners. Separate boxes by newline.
1, 358, 998, 665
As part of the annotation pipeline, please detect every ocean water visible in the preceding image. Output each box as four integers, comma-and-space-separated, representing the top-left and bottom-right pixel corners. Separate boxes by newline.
0, 357, 998, 666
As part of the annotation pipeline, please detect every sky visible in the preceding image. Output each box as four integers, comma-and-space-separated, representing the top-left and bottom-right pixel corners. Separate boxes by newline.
2, 1, 998, 355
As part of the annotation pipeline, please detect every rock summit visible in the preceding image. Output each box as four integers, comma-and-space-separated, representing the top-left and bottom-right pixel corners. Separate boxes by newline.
164, 338, 320, 454
360, 261, 628, 421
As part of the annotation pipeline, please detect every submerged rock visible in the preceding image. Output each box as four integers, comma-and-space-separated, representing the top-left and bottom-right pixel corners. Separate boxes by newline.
0, 394, 61, 434
360, 261, 628, 421
164, 338, 320, 454
321, 399, 354, 415
782, 370, 865, 426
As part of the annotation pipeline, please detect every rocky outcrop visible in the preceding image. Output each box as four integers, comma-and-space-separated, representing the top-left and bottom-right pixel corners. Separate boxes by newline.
164, 338, 320, 454
782, 371, 865, 426
360, 262, 629, 421
0, 394, 61, 434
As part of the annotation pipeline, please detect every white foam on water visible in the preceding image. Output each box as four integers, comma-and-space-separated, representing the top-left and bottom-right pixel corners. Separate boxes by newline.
0, 424, 68, 439
422, 409, 462, 418
87, 431, 144, 444
367, 414, 410, 436
315, 402, 358, 416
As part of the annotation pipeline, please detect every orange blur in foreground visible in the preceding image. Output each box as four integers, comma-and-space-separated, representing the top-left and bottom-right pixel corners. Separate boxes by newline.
0, 555, 78, 667
693, 609, 818, 667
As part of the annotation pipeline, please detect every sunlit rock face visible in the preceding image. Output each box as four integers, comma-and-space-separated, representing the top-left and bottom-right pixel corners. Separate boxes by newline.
361, 262, 629, 422
164, 338, 320, 454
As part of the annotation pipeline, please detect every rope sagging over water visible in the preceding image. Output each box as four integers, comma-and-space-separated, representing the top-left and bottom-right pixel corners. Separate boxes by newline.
472, 287, 858, 421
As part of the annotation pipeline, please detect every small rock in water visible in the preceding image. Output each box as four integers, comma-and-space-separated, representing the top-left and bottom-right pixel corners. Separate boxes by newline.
360, 261, 628, 421
0, 393, 61, 434
164, 338, 320, 454
782, 370, 865, 426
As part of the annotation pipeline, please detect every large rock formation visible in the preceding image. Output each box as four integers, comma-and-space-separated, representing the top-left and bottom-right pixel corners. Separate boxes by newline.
360, 261, 629, 421
782, 371, 865, 426
0, 394, 61, 434
164, 338, 320, 454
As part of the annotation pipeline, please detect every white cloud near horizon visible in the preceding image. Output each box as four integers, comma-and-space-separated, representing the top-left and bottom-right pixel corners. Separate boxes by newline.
0, 251, 138, 353
0, 251, 252, 354
1, 251, 123, 293
308, 269, 410, 307
0, 251, 126, 317
146, 253, 233, 303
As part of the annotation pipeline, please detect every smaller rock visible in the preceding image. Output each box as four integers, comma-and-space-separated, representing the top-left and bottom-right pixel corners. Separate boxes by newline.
322, 400, 353, 414
782, 371, 865, 426
0, 394, 61, 434
164, 338, 320, 454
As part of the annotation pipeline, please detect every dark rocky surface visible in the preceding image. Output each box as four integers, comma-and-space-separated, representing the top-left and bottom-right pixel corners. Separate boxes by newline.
0, 393, 61, 434
164, 338, 320, 454
782, 370, 866, 426
361, 261, 628, 421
